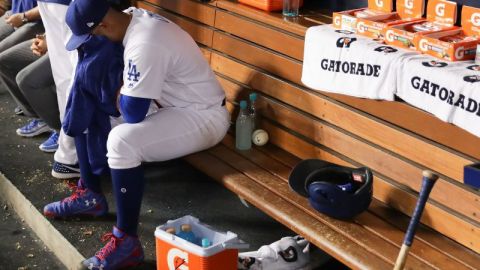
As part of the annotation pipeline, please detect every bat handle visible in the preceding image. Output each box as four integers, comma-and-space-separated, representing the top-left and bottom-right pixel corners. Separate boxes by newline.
405, 170, 438, 246
394, 170, 438, 270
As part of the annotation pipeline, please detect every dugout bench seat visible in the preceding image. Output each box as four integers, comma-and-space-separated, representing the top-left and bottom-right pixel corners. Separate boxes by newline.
135, 0, 480, 268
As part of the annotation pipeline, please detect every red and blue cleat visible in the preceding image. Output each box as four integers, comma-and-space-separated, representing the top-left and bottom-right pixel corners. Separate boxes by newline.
82, 227, 144, 270
43, 184, 108, 218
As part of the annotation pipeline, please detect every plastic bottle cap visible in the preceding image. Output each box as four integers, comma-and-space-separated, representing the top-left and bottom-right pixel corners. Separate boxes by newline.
201, 238, 211, 248
165, 227, 176, 234
249, 92, 257, 101
180, 224, 192, 232
240, 100, 247, 109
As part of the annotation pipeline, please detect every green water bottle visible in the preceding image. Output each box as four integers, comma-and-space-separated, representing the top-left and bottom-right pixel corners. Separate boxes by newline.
236, 100, 252, 150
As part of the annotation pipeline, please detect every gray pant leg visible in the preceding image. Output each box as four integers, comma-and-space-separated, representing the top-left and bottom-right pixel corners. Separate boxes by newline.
0, 39, 39, 116
17, 54, 60, 130
0, 20, 44, 54
0, 13, 14, 41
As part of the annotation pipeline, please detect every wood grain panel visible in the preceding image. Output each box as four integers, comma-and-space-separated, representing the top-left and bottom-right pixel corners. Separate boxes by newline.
259, 96, 480, 224
369, 200, 480, 269
215, 10, 305, 61
223, 97, 480, 253
211, 31, 480, 160
212, 52, 476, 183
209, 144, 436, 270
138, 1, 214, 47
213, 31, 302, 84
218, 136, 476, 270
232, 133, 480, 268
199, 47, 211, 63
216, 0, 332, 35
141, 0, 216, 26
184, 152, 393, 270
242, 117, 480, 253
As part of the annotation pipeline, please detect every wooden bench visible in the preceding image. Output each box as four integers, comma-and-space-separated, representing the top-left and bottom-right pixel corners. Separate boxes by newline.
136, 0, 480, 268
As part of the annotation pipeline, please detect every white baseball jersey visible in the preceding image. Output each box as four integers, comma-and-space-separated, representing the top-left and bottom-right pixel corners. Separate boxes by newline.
120, 8, 225, 109
107, 7, 230, 169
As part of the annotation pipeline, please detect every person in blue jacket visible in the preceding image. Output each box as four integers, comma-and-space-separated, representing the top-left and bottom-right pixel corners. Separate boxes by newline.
42, 34, 134, 269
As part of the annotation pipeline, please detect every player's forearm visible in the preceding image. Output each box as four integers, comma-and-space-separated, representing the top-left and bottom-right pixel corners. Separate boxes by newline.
24, 7, 41, 22
119, 94, 150, 124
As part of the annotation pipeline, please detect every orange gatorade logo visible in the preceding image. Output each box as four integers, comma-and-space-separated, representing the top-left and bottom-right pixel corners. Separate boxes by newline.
385, 29, 396, 42
397, 0, 424, 18
167, 248, 189, 270
405, 0, 414, 9
419, 38, 430, 52
357, 21, 367, 33
460, 6, 480, 36
333, 14, 341, 27
435, 2, 445, 16
369, 0, 393, 12
426, 0, 457, 26
472, 12, 480, 27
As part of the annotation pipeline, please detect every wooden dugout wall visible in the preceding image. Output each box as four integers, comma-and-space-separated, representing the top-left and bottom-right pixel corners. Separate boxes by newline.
134, 0, 480, 268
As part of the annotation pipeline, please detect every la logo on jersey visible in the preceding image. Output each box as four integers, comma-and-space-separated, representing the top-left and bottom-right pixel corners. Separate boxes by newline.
127, 59, 141, 88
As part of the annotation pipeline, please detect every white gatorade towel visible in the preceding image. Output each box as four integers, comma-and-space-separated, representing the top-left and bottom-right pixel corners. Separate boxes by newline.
397, 55, 480, 137
302, 25, 416, 101
449, 64, 480, 137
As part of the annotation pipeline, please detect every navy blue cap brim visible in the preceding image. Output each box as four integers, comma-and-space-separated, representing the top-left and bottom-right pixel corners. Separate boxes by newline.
288, 159, 336, 197
66, 33, 91, 51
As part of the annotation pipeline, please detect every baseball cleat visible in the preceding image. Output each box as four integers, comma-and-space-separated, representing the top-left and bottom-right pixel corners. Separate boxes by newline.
39, 131, 59, 153
238, 236, 311, 270
51, 161, 81, 179
43, 185, 108, 218
82, 227, 144, 270
14, 106, 24, 115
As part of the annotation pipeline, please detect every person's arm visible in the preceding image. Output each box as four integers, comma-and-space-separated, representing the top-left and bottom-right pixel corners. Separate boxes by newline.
119, 94, 151, 124
5, 6, 40, 28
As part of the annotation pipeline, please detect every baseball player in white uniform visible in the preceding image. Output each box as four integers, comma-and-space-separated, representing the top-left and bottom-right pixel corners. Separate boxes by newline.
50, 0, 230, 269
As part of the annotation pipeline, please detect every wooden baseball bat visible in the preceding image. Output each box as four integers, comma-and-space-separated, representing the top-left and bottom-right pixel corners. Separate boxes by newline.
393, 170, 439, 270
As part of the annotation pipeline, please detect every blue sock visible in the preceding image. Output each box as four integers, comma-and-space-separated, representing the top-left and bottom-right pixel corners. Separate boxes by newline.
75, 134, 102, 193
111, 166, 144, 236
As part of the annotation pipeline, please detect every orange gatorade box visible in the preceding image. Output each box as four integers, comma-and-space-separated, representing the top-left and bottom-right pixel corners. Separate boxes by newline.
415, 6, 480, 61
237, 0, 303, 12
384, 0, 457, 50
155, 215, 248, 270
333, 0, 394, 32
356, 0, 425, 39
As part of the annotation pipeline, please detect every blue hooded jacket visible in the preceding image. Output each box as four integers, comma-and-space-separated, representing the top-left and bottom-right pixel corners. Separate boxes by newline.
63, 35, 123, 175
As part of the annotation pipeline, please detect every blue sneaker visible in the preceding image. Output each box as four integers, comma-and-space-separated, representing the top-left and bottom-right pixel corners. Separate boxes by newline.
43, 185, 108, 218
39, 131, 59, 153
51, 161, 81, 179
82, 227, 144, 270
14, 106, 24, 115
16, 119, 50, 137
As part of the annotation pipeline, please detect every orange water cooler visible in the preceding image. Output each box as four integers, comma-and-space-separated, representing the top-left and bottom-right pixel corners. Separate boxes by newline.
155, 215, 248, 270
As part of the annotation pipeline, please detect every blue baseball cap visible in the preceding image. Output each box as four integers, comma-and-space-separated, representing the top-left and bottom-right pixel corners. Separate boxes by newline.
65, 0, 110, 51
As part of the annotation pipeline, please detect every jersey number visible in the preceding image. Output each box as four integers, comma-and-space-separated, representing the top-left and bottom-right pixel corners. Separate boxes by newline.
127, 59, 141, 82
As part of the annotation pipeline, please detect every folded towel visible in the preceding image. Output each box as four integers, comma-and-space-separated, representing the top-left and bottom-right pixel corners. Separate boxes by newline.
302, 25, 416, 101
396, 55, 480, 138
451, 64, 480, 137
